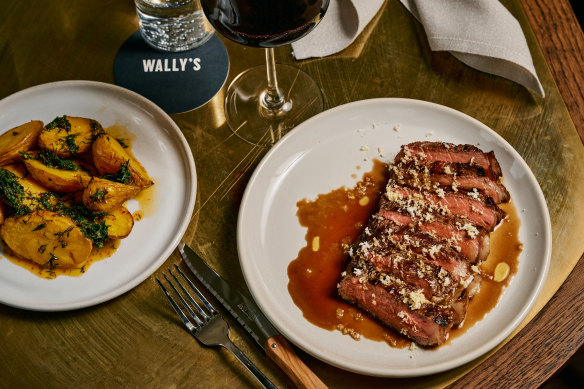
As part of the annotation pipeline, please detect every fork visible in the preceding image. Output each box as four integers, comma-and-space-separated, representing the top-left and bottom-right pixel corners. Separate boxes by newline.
156, 264, 278, 389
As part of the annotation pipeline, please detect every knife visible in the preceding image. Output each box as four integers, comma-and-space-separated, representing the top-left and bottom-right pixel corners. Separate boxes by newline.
178, 243, 327, 389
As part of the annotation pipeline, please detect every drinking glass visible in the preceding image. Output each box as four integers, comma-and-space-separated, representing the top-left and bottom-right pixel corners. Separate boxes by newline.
135, 0, 214, 52
200, 0, 330, 146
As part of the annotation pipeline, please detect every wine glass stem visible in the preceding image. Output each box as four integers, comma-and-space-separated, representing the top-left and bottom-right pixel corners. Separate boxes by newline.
262, 48, 285, 112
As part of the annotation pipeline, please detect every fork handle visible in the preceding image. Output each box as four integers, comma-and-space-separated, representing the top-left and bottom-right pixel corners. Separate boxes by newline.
265, 335, 328, 389
222, 340, 278, 389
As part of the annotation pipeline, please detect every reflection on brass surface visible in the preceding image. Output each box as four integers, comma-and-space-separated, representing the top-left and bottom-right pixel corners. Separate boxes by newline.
1, 0, 583, 388
337, 0, 388, 59
209, 88, 226, 129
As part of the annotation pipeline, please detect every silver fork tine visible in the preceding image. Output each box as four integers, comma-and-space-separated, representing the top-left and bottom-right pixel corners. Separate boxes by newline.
155, 277, 198, 331
162, 271, 204, 326
173, 264, 216, 314
167, 268, 209, 321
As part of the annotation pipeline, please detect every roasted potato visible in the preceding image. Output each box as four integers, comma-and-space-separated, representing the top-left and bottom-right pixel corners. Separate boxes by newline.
0, 211, 93, 268
38, 116, 102, 157
0, 165, 54, 212
0, 120, 43, 166
24, 158, 92, 192
74, 153, 100, 176
82, 177, 141, 212
102, 206, 134, 239
92, 133, 153, 188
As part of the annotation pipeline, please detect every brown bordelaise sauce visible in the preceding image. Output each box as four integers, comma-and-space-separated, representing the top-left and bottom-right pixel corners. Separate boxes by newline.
287, 159, 522, 348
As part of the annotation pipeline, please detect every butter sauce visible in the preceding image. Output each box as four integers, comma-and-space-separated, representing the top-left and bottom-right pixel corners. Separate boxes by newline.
2, 240, 121, 279
288, 160, 522, 347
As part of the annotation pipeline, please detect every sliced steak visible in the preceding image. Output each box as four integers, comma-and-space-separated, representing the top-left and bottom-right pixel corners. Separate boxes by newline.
337, 141, 508, 347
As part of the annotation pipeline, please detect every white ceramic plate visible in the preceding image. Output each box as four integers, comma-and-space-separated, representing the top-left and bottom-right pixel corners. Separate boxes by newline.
0, 81, 196, 311
238, 98, 551, 377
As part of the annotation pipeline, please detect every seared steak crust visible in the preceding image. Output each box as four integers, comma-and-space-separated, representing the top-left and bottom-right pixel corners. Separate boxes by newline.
337, 142, 509, 346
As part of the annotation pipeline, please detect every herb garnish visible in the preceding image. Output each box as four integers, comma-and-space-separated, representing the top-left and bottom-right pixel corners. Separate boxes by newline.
19, 151, 33, 159
46, 253, 59, 270
32, 149, 80, 171
89, 188, 108, 203
54, 226, 74, 239
57, 203, 109, 248
101, 160, 133, 185
32, 223, 46, 231
90, 120, 105, 135
80, 220, 109, 248
0, 168, 31, 216
45, 116, 71, 131
38, 192, 58, 211
60, 133, 80, 154
116, 138, 129, 149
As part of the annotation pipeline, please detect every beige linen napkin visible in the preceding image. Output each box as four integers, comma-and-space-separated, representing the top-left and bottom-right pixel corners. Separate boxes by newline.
399, 0, 544, 96
291, 0, 545, 97
291, 0, 386, 60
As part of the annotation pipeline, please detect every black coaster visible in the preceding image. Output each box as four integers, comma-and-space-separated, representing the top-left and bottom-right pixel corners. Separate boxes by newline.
114, 31, 229, 114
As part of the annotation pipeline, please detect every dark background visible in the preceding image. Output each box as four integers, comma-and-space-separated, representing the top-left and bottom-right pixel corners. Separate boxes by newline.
544, 2, 582, 388
571, 0, 583, 26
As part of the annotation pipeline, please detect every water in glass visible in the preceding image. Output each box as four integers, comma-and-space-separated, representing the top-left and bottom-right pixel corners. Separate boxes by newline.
135, 0, 213, 52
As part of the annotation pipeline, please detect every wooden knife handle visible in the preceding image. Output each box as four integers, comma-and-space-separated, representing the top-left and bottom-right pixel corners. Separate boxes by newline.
265, 335, 328, 389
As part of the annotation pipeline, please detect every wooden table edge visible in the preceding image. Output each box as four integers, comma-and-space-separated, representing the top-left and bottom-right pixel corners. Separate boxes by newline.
450, 0, 584, 386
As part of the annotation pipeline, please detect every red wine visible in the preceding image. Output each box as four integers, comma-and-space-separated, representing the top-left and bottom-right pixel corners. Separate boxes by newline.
201, 0, 329, 48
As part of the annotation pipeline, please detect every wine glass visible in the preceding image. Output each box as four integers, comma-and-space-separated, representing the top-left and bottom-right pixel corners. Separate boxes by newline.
200, 0, 330, 147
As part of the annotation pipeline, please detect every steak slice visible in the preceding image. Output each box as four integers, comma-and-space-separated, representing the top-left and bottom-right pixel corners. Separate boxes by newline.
390, 160, 510, 204
375, 205, 490, 264
395, 141, 504, 179
383, 184, 506, 231
363, 222, 473, 277
337, 141, 509, 346
338, 273, 455, 346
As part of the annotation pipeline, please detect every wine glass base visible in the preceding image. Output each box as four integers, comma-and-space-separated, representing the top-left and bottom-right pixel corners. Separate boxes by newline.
225, 64, 324, 147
